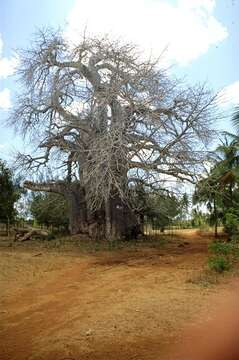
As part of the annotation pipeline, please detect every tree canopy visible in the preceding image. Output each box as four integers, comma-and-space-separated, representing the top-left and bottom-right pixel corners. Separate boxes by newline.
144, 191, 182, 231
30, 192, 69, 229
0, 160, 21, 222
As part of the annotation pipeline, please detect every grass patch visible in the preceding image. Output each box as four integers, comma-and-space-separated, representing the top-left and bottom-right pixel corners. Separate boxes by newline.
186, 269, 220, 288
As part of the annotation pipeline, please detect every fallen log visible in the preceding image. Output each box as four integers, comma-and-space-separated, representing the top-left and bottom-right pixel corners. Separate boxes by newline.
14, 228, 30, 241
14, 228, 50, 241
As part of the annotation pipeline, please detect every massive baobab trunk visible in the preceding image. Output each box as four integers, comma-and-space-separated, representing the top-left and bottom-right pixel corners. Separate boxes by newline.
66, 185, 88, 235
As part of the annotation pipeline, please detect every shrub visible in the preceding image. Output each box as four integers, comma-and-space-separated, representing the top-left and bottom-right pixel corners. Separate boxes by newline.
224, 210, 239, 239
209, 241, 227, 255
208, 255, 231, 273
209, 241, 239, 258
208, 240, 239, 273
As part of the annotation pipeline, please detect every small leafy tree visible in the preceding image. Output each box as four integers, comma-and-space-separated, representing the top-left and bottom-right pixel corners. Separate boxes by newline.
191, 208, 209, 229
30, 193, 69, 231
0, 160, 21, 223
176, 192, 191, 228
193, 175, 221, 236
180, 193, 189, 219
145, 192, 181, 232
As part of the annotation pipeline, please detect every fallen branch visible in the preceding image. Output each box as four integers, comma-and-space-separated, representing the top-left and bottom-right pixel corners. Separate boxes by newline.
14, 228, 50, 241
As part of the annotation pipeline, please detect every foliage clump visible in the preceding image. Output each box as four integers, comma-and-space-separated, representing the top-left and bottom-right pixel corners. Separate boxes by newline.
208, 240, 239, 273
208, 255, 231, 273
30, 193, 69, 230
0, 160, 21, 223
224, 209, 239, 239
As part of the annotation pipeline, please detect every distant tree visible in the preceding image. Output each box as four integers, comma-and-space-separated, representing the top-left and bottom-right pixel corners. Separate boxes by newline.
145, 192, 181, 232
178, 193, 190, 222
193, 173, 221, 236
30, 193, 69, 230
0, 160, 21, 223
191, 208, 209, 228
194, 135, 239, 238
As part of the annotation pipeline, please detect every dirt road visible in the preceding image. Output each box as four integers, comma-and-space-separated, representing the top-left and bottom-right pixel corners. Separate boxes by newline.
0, 230, 234, 360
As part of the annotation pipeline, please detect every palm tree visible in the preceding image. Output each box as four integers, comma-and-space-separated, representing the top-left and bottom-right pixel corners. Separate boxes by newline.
194, 135, 239, 238
193, 172, 221, 237
215, 136, 239, 207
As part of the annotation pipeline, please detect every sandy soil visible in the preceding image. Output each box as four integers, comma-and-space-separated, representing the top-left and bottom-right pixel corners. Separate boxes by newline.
0, 230, 236, 360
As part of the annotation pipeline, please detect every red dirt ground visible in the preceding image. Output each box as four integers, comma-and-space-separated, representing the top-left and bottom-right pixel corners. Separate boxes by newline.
0, 230, 237, 360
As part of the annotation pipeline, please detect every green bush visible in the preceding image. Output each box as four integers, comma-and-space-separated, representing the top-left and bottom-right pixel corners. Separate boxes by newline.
224, 210, 239, 239
209, 241, 227, 255
209, 241, 239, 258
208, 240, 239, 273
208, 255, 231, 273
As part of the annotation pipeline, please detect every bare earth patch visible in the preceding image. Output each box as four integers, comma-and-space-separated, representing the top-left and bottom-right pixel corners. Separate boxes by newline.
0, 230, 236, 360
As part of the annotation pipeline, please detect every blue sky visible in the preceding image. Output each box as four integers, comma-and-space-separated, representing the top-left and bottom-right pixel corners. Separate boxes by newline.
0, 0, 238, 160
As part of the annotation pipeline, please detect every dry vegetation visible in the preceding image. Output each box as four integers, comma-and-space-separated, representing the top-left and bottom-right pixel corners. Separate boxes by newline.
0, 229, 238, 360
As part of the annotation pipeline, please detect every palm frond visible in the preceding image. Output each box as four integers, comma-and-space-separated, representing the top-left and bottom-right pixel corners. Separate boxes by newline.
221, 131, 238, 141
232, 106, 239, 134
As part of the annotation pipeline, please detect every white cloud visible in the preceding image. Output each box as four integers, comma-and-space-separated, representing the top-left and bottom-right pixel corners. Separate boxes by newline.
0, 34, 18, 79
179, 0, 215, 12
65, 0, 228, 66
0, 88, 11, 110
219, 81, 239, 108
0, 57, 19, 79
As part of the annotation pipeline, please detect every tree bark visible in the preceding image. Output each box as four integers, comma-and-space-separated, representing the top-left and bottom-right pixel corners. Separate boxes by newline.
105, 198, 112, 241
110, 196, 141, 240
66, 185, 88, 235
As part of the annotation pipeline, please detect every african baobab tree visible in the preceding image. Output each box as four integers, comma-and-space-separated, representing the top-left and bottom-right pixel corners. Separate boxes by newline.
10, 29, 217, 240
